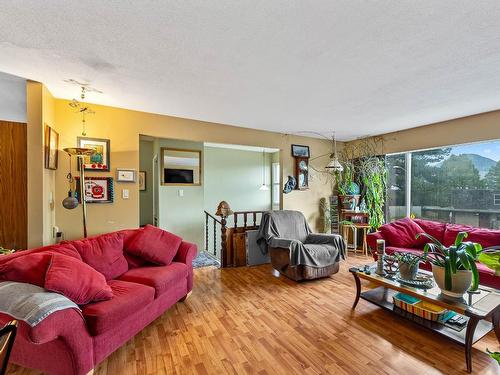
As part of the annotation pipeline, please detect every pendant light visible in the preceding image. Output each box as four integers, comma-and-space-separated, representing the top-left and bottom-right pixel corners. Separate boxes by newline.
259, 149, 269, 191
325, 131, 343, 172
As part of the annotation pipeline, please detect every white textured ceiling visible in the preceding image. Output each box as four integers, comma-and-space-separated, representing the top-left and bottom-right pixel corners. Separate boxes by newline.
2, 2, 500, 140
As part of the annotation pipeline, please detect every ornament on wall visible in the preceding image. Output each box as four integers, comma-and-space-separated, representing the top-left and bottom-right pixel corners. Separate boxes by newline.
64, 79, 102, 136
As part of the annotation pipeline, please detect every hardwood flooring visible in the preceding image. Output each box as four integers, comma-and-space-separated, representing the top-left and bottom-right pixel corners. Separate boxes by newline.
7, 255, 499, 374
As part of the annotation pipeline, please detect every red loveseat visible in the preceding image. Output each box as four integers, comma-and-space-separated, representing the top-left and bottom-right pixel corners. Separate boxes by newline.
0, 227, 197, 375
367, 218, 500, 290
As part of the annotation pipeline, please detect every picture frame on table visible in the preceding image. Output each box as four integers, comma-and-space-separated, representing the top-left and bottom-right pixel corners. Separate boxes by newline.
116, 169, 136, 182
291, 144, 310, 158
44, 124, 59, 170
139, 171, 146, 191
77, 137, 110, 171
75, 177, 114, 203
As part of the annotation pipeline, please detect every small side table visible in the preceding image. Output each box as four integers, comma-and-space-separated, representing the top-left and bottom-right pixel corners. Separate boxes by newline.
341, 223, 371, 256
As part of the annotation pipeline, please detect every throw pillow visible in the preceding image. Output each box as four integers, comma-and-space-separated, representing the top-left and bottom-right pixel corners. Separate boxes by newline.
45, 254, 113, 305
0, 253, 52, 286
126, 225, 182, 265
379, 218, 427, 248
69, 232, 128, 280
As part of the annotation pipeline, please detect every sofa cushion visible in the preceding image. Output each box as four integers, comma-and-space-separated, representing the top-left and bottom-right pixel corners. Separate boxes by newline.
413, 219, 446, 244
0, 253, 52, 286
45, 254, 113, 305
379, 218, 427, 248
443, 224, 500, 248
118, 262, 188, 298
385, 246, 424, 258
82, 279, 155, 336
69, 232, 128, 280
0, 243, 82, 286
125, 225, 182, 266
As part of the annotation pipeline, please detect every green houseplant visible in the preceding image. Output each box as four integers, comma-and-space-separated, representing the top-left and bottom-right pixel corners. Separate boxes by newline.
418, 232, 481, 298
0, 247, 15, 255
392, 252, 422, 280
478, 247, 500, 276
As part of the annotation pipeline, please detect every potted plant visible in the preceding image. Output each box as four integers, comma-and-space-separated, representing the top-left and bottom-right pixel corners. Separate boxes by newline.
418, 232, 481, 298
336, 163, 361, 209
392, 252, 421, 280
0, 247, 15, 255
478, 247, 500, 276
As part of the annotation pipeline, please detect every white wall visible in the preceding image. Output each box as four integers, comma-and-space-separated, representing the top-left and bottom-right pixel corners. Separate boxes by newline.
0, 71, 26, 122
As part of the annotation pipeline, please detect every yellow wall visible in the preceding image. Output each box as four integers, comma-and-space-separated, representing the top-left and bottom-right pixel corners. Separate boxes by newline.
51, 97, 335, 241
351, 110, 500, 155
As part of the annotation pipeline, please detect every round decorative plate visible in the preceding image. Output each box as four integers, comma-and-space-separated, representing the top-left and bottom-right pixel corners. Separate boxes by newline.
396, 273, 434, 289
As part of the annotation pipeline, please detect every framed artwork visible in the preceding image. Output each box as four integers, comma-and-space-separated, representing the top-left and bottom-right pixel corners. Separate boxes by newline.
291, 144, 310, 158
117, 169, 136, 182
77, 137, 110, 171
75, 177, 114, 203
161, 148, 202, 186
44, 124, 59, 170
139, 171, 146, 191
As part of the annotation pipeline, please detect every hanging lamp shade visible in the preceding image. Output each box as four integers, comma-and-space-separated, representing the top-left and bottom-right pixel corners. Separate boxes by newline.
325, 156, 343, 172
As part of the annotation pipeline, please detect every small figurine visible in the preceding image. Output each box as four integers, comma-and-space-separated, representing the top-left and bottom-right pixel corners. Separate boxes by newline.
359, 198, 367, 212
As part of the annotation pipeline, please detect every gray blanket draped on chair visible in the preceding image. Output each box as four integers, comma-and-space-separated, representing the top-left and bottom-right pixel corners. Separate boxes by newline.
256, 210, 346, 268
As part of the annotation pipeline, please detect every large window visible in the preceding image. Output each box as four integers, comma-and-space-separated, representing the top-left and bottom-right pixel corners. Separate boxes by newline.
386, 140, 500, 229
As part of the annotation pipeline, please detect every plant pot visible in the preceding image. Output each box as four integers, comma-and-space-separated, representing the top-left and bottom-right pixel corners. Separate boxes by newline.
431, 264, 472, 298
399, 262, 419, 280
338, 195, 361, 210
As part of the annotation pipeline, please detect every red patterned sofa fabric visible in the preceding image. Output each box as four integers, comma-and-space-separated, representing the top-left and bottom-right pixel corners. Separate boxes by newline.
69, 232, 129, 280
45, 254, 114, 305
118, 262, 188, 298
125, 224, 183, 266
82, 279, 155, 336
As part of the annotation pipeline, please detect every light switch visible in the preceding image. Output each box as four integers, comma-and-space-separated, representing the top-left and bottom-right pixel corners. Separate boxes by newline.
122, 189, 129, 199
178, 189, 184, 197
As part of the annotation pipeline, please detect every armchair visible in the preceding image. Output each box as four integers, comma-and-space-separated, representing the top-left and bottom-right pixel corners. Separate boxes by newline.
257, 211, 346, 281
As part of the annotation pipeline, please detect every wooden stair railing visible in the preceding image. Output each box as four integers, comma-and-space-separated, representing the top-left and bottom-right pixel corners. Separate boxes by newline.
204, 210, 221, 258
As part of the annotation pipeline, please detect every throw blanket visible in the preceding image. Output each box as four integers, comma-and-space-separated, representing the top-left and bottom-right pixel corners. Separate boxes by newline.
0, 281, 80, 327
256, 210, 346, 268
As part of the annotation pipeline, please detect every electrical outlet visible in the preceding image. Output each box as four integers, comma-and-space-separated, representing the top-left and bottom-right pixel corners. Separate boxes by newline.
179, 189, 184, 197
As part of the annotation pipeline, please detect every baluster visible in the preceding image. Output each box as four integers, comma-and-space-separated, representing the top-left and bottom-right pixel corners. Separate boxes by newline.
221, 216, 227, 267
243, 213, 248, 228
205, 213, 209, 252
234, 213, 238, 229
253, 212, 257, 227
213, 219, 217, 256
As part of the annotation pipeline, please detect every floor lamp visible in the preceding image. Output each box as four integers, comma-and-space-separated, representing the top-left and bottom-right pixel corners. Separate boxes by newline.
63, 147, 94, 238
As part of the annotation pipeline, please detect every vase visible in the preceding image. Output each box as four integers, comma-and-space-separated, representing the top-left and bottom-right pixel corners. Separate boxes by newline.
338, 195, 361, 210
399, 262, 419, 280
431, 264, 472, 298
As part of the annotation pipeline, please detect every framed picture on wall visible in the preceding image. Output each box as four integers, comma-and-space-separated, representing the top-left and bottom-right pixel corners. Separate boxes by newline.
75, 177, 114, 203
161, 148, 201, 186
44, 124, 59, 170
77, 137, 110, 171
116, 169, 136, 182
139, 171, 146, 191
291, 144, 310, 158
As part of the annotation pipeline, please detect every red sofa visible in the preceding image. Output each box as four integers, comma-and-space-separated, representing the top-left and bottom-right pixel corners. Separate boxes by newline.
367, 218, 500, 289
0, 227, 197, 375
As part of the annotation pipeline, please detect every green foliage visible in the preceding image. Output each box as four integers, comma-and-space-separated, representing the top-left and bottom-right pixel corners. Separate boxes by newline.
392, 251, 422, 266
0, 247, 15, 255
478, 248, 500, 276
359, 157, 387, 231
487, 349, 500, 365
485, 160, 500, 190
419, 232, 482, 291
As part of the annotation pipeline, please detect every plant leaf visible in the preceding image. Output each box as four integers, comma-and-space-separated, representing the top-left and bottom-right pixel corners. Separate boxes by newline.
457, 250, 471, 270
444, 257, 452, 290
449, 247, 457, 273
455, 231, 468, 247
468, 260, 479, 292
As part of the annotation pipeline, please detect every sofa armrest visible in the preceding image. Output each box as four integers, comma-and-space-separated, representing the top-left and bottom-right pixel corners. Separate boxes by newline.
174, 241, 197, 266
174, 241, 197, 292
305, 233, 346, 260
366, 231, 387, 259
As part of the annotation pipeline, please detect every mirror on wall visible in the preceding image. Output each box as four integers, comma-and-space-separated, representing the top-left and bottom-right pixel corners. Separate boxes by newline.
161, 148, 201, 186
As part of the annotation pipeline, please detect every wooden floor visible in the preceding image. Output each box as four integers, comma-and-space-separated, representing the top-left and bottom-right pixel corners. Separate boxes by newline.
8, 255, 499, 375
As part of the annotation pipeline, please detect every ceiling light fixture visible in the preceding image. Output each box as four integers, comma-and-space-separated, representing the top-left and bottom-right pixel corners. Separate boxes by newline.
64, 79, 102, 136
325, 131, 343, 172
259, 148, 269, 191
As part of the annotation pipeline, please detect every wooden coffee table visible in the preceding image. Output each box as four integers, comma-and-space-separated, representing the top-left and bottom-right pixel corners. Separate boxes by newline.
349, 264, 500, 373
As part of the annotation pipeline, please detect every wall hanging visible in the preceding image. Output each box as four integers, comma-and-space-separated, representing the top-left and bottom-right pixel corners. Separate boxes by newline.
77, 137, 110, 171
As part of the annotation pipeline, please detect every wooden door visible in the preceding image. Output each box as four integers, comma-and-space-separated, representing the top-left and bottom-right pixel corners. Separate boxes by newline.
0, 121, 27, 249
